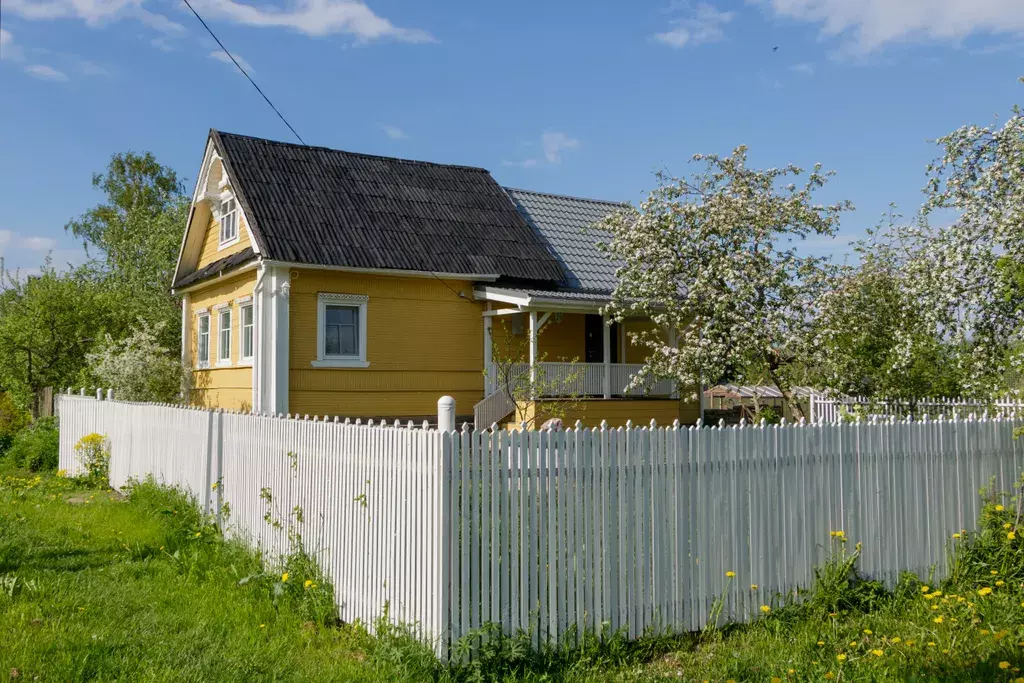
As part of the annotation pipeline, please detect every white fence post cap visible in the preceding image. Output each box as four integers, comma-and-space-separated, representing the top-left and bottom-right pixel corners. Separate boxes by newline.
437, 395, 456, 433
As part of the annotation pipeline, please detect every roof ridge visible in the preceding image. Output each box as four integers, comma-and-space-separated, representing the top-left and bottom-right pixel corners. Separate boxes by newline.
213, 129, 492, 174
504, 186, 629, 208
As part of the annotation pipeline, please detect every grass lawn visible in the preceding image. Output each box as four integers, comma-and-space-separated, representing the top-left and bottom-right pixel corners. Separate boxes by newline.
4, 465, 1024, 682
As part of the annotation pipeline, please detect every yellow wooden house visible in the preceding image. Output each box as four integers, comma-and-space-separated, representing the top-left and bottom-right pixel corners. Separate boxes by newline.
172, 131, 700, 427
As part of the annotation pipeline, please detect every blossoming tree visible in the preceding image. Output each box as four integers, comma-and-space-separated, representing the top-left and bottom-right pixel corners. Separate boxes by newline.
597, 145, 853, 419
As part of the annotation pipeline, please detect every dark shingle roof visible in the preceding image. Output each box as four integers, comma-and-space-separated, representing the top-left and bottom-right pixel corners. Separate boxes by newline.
174, 247, 255, 289
503, 188, 626, 293
211, 131, 566, 284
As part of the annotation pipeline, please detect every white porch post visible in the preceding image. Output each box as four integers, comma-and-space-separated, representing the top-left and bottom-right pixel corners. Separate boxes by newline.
602, 314, 611, 399
483, 315, 493, 394
528, 311, 538, 398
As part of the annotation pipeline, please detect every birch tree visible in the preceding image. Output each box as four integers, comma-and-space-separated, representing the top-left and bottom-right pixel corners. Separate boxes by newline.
598, 146, 852, 419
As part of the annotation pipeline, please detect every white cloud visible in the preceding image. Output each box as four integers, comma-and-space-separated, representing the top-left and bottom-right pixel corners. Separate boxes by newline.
1, 29, 25, 61
654, 2, 735, 49
25, 64, 68, 81
541, 131, 580, 164
6, 0, 433, 43
77, 59, 110, 76
789, 61, 814, 74
760, 0, 1024, 53
379, 123, 408, 140
0, 230, 58, 254
209, 50, 253, 73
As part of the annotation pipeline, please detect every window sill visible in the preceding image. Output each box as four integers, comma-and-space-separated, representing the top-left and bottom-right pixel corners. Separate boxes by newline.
218, 237, 240, 251
215, 360, 233, 368
238, 359, 253, 367
311, 359, 370, 369
196, 362, 210, 370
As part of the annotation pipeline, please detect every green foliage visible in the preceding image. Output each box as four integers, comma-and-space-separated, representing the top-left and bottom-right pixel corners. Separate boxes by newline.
3, 417, 59, 472
73, 433, 110, 487
0, 393, 30, 455
757, 405, 781, 425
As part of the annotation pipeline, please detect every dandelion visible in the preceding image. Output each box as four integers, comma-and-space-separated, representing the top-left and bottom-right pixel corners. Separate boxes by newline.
991, 570, 999, 575
871, 649, 883, 657
304, 579, 313, 589
787, 669, 795, 675
997, 580, 1006, 587
281, 572, 289, 582
952, 532, 961, 539
771, 678, 782, 683
1010, 532, 1017, 541
836, 654, 847, 662
750, 584, 759, 590
1000, 662, 1011, 670
978, 587, 993, 596
891, 637, 901, 643
760, 605, 771, 614
863, 629, 873, 635
726, 571, 736, 578
824, 673, 834, 680
817, 641, 825, 647
996, 505, 1005, 511
921, 585, 931, 592
934, 616, 944, 624
932, 590, 943, 597
194, 532, 201, 538
849, 641, 857, 647
259, 624, 265, 629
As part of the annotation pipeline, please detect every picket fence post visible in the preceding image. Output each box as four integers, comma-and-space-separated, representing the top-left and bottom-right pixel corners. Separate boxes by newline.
438, 396, 456, 433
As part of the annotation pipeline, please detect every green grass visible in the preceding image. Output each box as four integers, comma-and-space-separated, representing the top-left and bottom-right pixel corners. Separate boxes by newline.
5, 465, 1024, 682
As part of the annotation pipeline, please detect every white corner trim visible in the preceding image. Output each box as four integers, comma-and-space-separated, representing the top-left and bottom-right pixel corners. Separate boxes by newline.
315, 292, 369, 368
310, 359, 371, 369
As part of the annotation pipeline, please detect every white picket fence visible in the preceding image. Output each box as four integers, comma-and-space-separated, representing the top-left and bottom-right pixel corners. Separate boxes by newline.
811, 394, 1024, 424
58, 393, 1024, 655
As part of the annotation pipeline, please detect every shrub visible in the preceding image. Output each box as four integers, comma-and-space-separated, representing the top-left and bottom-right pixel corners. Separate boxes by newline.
0, 393, 30, 456
74, 432, 110, 487
4, 417, 59, 471
86, 319, 184, 403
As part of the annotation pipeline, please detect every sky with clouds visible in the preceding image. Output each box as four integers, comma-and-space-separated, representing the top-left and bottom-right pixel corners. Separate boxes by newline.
1, 0, 1023, 275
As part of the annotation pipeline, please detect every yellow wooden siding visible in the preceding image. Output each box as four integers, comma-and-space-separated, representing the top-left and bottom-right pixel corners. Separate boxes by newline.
197, 211, 252, 269
623, 319, 665, 363
537, 313, 585, 361
511, 398, 691, 429
288, 269, 485, 419
189, 272, 255, 411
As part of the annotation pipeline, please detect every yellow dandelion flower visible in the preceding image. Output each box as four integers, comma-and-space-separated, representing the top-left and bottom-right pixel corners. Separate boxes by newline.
787, 669, 795, 675
726, 571, 736, 578
849, 641, 857, 647
836, 654, 847, 662
281, 572, 289, 582
771, 678, 782, 683
934, 616, 944, 624
760, 605, 771, 614
991, 570, 999, 575
927, 642, 936, 647
259, 624, 265, 629
817, 641, 825, 647
194, 532, 201, 538
1010, 532, 1017, 541
942, 649, 950, 654
891, 637, 901, 643
932, 590, 942, 597
997, 580, 1006, 586
863, 629, 873, 635
980, 629, 989, 635
824, 673, 835, 680
952, 532, 961, 539
978, 587, 993, 596
921, 585, 930, 592
304, 579, 313, 589
871, 649, 883, 657
1000, 661, 1011, 670
750, 584, 759, 590
1005, 523, 1013, 529
923, 593, 935, 600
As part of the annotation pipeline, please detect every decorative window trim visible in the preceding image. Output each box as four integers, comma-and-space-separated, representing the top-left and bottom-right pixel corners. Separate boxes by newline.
234, 295, 253, 305
194, 307, 209, 316
196, 311, 211, 369
313, 293, 369, 368
216, 307, 233, 367
212, 302, 229, 310
239, 302, 254, 366
217, 195, 240, 250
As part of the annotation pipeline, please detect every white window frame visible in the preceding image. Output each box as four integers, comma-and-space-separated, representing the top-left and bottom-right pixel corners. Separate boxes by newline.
217, 194, 239, 249
196, 310, 211, 369
216, 305, 232, 367
239, 299, 254, 365
312, 293, 369, 368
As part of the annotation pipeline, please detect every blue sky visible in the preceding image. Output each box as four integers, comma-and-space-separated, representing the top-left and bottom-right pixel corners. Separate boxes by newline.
1, 0, 1023, 275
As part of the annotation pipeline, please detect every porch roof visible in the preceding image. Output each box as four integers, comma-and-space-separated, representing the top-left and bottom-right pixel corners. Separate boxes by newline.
474, 285, 610, 311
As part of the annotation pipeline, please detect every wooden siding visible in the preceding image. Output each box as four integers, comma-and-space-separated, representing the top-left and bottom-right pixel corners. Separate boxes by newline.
197, 210, 253, 270
288, 269, 485, 419
189, 271, 255, 411
537, 313, 585, 361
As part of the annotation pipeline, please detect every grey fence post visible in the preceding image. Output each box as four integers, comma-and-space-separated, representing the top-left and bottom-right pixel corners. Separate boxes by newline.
95, 388, 103, 401
438, 396, 456, 432
106, 389, 114, 401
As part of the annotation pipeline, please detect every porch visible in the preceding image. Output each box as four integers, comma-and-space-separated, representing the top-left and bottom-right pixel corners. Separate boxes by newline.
472, 286, 681, 428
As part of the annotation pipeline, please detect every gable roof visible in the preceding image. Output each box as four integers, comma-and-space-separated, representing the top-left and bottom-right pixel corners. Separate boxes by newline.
204, 130, 566, 285
503, 188, 626, 294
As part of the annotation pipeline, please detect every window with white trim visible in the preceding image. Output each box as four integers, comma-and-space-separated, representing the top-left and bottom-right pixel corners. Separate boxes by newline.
197, 313, 210, 368
217, 307, 232, 365
240, 303, 254, 362
219, 197, 238, 246
313, 293, 369, 368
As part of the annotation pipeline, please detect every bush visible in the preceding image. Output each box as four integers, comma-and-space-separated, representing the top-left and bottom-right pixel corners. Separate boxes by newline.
0, 393, 30, 456
4, 417, 59, 471
86, 319, 184, 403
74, 432, 110, 487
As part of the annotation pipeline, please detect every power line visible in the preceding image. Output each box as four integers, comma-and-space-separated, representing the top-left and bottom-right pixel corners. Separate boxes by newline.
179, 0, 306, 146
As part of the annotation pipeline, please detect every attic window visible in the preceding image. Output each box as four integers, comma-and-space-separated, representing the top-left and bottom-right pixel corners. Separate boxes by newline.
219, 197, 239, 248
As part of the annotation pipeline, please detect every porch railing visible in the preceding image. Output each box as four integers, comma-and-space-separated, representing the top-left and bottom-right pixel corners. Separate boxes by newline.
492, 362, 674, 399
